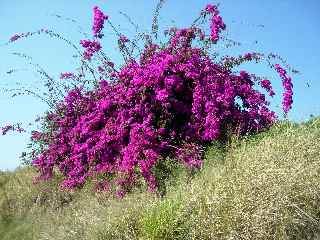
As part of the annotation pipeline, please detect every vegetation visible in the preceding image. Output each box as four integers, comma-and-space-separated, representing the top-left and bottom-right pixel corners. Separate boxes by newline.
1, 118, 319, 239
1, 2, 318, 239
2, 3, 296, 197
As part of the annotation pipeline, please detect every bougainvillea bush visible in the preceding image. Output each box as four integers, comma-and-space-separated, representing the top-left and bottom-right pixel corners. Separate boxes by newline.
4, 2, 294, 197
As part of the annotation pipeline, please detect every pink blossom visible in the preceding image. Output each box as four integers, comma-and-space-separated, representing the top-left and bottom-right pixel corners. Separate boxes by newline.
92, 6, 108, 38
274, 64, 293, 115
80, 39, 102, 60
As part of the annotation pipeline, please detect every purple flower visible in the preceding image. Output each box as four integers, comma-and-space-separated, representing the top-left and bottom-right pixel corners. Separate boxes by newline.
92, 6, 108, 38
209, 15, 226, 42
260, 79, 275, 97
156, 89, 169, 101
274, 64, 293, 115
203, 4, 226, 42
204, 4, 217, 14
80, 39, 102, 60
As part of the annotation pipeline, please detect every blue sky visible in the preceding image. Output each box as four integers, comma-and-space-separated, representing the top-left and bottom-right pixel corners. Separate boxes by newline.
0, 0, 319, 170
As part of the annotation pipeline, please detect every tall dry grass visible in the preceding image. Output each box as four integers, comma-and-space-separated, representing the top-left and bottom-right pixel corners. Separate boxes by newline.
1, 118, 319, 239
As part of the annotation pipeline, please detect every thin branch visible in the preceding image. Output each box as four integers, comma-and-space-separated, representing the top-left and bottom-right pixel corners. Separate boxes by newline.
151, 0, 166, 40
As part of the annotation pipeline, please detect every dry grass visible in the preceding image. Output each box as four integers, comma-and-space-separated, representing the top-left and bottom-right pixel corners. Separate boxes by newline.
1, 118, 320, 239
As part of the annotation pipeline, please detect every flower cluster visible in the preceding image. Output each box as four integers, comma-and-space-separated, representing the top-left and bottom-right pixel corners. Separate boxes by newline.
205, 4, 217, 13
80, 39, 102, 60
260, 79, 275, 97
274, 64, 293, 114
78, 6, 107, 60
205, 4, 226, 42
92, 6, 108, 38
28, 3, 293, 197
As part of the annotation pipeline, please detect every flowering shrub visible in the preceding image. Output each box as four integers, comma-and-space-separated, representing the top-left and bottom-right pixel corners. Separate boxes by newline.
5, 3, 296, 197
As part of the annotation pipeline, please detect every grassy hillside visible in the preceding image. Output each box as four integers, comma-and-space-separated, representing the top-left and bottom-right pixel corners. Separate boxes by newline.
1, 118, 320, 239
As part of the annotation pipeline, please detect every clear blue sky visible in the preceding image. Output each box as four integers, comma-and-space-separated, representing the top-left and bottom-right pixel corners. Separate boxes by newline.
1, 0, 319, 170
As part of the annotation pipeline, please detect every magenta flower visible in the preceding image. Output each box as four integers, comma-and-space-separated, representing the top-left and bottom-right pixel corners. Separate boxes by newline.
156, 89, 169, 101
209, 15, 225, 42
205, 4, 217, 14
274, 64, 293, 115
92, 6, 108, 38
260, 79, 275, 97
203, 4, 225, 42
80, 39, 102, 60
